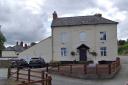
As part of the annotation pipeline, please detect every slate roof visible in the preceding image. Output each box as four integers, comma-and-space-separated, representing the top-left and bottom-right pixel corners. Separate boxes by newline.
5, 46, 15, 51
13, 45, 25, 52
51, 15, 118, 27
5, 45, 25, 52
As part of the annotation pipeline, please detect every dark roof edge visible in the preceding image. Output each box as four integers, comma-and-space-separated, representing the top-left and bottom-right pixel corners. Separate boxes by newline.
2, 50, 15, 51
51, 22, 118, 28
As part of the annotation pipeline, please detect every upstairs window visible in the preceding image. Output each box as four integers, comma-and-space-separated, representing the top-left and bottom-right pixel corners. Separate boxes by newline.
61, 48, 67, 56
100, 32, 106, 40
80, 32, 86, 41
100, 47, 107, 56
60, 32, 68, 43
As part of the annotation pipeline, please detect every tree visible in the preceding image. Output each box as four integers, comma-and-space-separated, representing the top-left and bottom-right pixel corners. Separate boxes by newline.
0, 26, 6, 56
30, 42, 36, 47
118, 40, 126, 46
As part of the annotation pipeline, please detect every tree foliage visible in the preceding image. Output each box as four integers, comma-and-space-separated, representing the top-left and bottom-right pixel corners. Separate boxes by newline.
118, 39, 128, 55
118, 40, 126, 46
0, 31, 6, 56
30, 42, 36, 46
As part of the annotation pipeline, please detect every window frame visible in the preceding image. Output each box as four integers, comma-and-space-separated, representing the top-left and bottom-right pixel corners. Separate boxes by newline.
100, 32, 107, 40
100, 47, 107, 56
61, 48, 67, 57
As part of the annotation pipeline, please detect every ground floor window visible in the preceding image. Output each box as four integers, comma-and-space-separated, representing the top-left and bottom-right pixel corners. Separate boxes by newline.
100, 47, 107, 56
61, 48, 67, 56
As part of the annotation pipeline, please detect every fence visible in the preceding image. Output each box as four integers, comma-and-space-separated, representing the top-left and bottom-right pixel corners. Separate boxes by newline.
50, 64, 86, 75
8, 68, 52, 85
49, 57, 121, 78
96, 57, 121, 75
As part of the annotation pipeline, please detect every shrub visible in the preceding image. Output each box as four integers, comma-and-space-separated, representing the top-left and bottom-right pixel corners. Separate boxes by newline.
49, 61, 61, 67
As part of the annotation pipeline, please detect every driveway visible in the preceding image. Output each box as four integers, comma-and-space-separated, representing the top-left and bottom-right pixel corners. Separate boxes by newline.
2, 56, 128, 85
52, 56, 128, 85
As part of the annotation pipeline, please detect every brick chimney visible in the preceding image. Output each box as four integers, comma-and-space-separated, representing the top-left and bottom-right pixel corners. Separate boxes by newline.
53, 11, 58, 20
20, 41, 23, 47
24, 44, 28, 49
94, 13, 102, 17
16, 41, 18, 46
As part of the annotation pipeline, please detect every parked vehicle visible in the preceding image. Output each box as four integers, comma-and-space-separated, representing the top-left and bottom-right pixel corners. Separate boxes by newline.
10, 59, 29, 68
29, 58, 46, 68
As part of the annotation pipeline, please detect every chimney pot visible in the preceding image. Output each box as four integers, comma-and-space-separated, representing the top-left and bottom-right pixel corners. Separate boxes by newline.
16, 42, 18, 45
20, 41, 23, 47
24, 44, 28, 49
53, 11, 58, 20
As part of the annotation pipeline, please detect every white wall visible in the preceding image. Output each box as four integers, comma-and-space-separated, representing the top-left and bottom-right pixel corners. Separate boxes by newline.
52, 24, 117, 61
0, 68, 8, 78
18, 24, 118, 62
18, 37, 52, 63
2, 51, 17, 57
95, 24, 118, 61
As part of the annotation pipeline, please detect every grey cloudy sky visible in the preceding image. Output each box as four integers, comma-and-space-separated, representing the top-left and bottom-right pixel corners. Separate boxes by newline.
0, 0, 127, 46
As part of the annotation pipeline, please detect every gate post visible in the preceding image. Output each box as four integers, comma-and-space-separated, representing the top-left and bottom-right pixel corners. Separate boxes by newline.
7, 67, 11, 79
48, 75, 52, 85
16, 67, 20, 81
46, 63, 49, 72
28, 68, 31, 82
45, 72, 48, 85
41, 71, 44, 85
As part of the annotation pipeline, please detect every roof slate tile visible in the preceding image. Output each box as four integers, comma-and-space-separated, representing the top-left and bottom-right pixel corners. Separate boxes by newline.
51, 15, 118, 27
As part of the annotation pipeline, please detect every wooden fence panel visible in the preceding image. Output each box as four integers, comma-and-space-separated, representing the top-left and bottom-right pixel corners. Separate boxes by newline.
96, 64, 110, 75
8, 68, 52, 85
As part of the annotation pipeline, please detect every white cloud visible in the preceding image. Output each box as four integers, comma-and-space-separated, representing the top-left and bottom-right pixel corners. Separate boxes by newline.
97, 0, 113, 10
0, 0, 128, 46
0, 0, 50, 46
23, 0, 46, 14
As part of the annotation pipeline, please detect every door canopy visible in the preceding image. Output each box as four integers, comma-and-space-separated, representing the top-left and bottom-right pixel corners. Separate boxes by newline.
77, 44, 90, 50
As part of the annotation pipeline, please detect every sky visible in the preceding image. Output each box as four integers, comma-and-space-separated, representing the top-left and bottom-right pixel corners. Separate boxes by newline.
0, 0, 128, 46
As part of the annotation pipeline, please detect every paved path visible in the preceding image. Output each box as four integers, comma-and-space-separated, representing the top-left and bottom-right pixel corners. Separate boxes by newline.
52, 64, 127, 85
0, 79, 19, 85
0, 79, 7, 85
